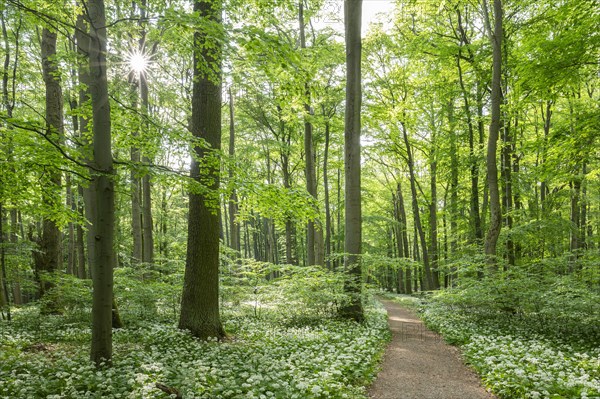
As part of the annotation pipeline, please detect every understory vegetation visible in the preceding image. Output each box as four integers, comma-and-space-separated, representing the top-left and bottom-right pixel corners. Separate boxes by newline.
418, 267, 600, 399
0, 264, 390, 399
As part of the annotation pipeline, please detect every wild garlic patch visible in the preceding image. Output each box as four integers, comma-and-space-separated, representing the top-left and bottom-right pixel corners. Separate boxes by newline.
421, 281, 600, 399
0, 301, 390, 398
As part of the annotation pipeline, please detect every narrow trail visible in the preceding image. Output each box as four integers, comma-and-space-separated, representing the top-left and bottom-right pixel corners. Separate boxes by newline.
368, 300, 496, 399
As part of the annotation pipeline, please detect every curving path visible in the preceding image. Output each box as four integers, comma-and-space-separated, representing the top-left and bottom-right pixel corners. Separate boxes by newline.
368, 300, 496, 399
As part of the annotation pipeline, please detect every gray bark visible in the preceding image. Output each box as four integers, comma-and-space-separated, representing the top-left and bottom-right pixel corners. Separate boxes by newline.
86, 0, 116, 365
178, 0, 225, 340
341, 0, 363, 321
483, 0, 503, 271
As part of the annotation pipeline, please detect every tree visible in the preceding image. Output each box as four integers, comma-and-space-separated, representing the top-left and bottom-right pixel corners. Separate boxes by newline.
178, 0, 225, 340
36, 27, 64, 314
86, 0, 116, 365
340, 0, 363, 321
483, 0, 503, 270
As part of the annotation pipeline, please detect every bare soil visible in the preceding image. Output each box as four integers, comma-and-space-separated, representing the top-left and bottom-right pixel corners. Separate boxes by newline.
368, 300, 496, 399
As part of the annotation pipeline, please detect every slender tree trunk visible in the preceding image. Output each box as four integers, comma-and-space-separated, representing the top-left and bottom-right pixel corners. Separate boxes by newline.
341, 0, 363, 321
429, 131, 441, 289
140, 77, 154, 264
0, 204, 10, 320
484, 0, 503, 271
129, 73, 143, 265
77, 186, 86, 279
402, 121, 433, 290
66, 175, 77, 275
323, 119, 332, 268
540, 100, 552, 216
299, 1, 318, 266
501, 119, 515, 266
179, 0, 225, 340
446, 101, 459, 254
228, 87, 240, 253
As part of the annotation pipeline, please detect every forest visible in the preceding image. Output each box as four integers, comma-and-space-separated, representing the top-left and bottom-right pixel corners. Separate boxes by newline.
0, 0, 599, 398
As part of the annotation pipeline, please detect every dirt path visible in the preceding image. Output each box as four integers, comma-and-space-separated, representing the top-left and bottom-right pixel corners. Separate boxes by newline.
368, 300, 496, 399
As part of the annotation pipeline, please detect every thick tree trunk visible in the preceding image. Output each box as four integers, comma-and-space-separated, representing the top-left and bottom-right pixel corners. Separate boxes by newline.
178, 0, 225, 340
341, 0, 363, 321
86, 0, 116, 365
40, 28, 63, 314
484, 0, 503, 272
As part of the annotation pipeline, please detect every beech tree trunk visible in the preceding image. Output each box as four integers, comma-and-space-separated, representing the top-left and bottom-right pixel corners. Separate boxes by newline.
341, 0, 363, 321
39, 27, 63, 314
299, 1, 319, 266
484, 0, 503, 271
228, 87, 240, 253
178, 0, 225, 340
129, 71, 143, 265
323, 119, 332, 268
86, 0, 116, 365
402, 121, 434, 290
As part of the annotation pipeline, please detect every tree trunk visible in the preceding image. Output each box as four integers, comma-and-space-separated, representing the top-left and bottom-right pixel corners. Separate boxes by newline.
129, 73, 143, 265
323, 119, 332, 269
86, 0, 116, 365
178, 0, 225, 340
501, 119, 515, 267
66, 175, 77, 275
483, 0, 503, 272
299, 1, 318, 266
77, 186, 87, 279
0, 204, 10, 320
341, 0, 363, 321
228, 87, 240, 253
402, 121, 434, 290
40, 27, 63, 314
428, 130, 441, 289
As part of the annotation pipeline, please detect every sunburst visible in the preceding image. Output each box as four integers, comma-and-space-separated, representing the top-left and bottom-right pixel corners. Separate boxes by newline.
126, 47, 151, 75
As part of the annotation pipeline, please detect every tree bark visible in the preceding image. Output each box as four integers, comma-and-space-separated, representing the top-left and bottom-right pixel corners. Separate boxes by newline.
228, 87, 240, 253
39, 27, 63, 314
341, 0, 363, 321
86, 0, 116, 365
402, 121, 434, 290
323, 119, 332, 268
299, 1, 318, 266
178, 0, 225, 340
484, 0, 503, 271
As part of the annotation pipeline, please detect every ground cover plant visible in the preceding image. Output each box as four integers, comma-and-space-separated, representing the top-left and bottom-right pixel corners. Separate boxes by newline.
419, 272, 600, 399
0, 265, 390, 399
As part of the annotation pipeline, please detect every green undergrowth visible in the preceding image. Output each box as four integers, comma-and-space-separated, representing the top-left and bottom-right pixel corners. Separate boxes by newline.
419, 274, 600, 399
0, 266, 390, 399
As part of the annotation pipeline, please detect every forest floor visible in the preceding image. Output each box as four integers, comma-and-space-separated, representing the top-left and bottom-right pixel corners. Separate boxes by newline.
368, 300, 496, 399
